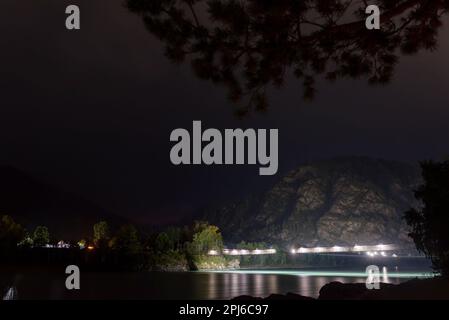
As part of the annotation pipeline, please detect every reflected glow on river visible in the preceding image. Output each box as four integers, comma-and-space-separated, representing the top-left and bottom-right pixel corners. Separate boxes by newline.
1, 267, 435, 300
197, 268, 434, 299
206, 269, 433, 278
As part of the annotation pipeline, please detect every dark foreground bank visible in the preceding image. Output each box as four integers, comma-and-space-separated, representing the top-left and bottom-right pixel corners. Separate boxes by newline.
234, 277, 449, 300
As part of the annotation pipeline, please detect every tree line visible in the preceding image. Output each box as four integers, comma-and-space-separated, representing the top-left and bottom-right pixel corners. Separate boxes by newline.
0, 218, 229, 271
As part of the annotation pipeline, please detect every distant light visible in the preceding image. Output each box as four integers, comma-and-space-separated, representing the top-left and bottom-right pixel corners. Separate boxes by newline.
206, 269, 435, 279
208, 250, 218, 255
87, 246, 94, 250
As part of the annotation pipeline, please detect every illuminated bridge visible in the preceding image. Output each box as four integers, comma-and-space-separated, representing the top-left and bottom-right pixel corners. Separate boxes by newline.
290, 244, 398, 256
208, 248, 277, 256
208, 244, 399, 256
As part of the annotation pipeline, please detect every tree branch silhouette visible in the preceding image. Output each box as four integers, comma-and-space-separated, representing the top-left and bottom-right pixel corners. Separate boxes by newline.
126, 0, 448, 114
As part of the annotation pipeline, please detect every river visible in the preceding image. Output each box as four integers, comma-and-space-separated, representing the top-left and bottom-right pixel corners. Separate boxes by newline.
1, 267, 434, 300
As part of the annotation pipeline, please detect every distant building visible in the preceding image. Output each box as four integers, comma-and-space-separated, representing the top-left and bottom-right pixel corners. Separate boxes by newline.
57, 241, 70, 249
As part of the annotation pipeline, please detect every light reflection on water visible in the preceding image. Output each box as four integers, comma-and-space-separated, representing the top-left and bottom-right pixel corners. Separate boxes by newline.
201, 269, 434, 299
0, 268, 435, 300
205, 269, 434, 278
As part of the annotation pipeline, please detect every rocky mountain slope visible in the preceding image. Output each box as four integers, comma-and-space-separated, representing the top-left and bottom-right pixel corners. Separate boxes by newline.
203, 157, 422, 247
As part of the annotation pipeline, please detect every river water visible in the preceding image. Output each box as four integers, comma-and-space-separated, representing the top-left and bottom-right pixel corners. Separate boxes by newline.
1, 267, 434, 300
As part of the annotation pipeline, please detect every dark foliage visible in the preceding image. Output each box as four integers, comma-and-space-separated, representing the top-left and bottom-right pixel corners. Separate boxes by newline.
405, 160, 449, 275
0, 215, 24, 252
126, 0, 449, 114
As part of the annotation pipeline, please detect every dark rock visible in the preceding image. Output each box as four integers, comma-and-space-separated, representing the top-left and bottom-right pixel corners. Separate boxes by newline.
319, 282, 366, 300
234, 277, 449, 300
232, 295, 263, 300
319, 277, 449, 300
233, 292, 314, 300
362, 277, 449, 300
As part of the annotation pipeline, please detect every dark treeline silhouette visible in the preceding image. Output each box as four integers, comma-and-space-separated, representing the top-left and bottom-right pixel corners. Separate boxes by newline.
406, 160, 449, 276
1, 213, 432, 272
0, 217, 231, 271
126, 0, 449, 114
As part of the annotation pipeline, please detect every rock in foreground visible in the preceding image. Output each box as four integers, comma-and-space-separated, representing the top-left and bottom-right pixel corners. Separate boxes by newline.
233, 277, 449, 300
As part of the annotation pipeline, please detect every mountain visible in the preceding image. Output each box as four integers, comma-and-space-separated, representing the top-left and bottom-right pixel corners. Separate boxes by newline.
0, 166, 126, 241
202, 157, 422, 248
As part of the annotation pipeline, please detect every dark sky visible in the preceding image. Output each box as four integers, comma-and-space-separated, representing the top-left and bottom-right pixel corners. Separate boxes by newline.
1, 0, 449, 224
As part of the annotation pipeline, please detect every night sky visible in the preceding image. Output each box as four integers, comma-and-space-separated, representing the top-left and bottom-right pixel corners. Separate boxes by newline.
1, 0, 449, 224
